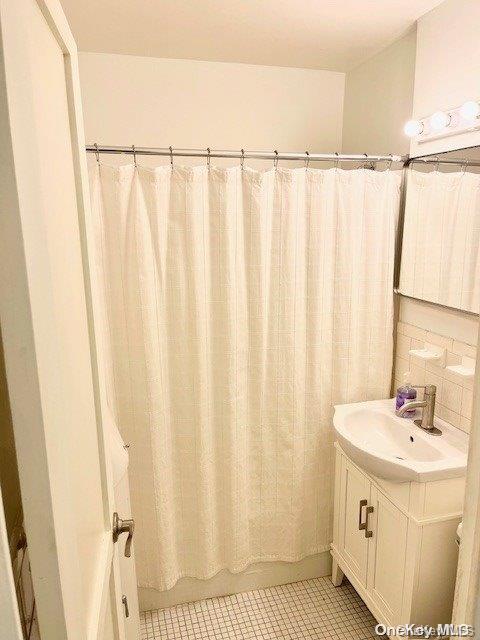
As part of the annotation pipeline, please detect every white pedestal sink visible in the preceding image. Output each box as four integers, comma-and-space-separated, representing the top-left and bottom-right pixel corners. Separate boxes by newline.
333, 398, 468, 482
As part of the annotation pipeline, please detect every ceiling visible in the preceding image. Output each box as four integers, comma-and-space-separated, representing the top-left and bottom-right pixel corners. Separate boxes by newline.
60, 0, 444, 72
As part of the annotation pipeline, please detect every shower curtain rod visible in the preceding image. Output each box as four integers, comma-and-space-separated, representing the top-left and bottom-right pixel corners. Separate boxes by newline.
407, 156, 480, 168
85, 144, 407, 164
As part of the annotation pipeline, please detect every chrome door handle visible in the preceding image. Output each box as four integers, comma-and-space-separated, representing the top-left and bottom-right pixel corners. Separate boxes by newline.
358, 499, 368, 530
122, 595, 130, 618
113, 512, 135, 557
365, 506, 374, 538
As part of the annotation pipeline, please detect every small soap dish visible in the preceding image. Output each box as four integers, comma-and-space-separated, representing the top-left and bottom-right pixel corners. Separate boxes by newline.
446, 356, 476, 380
409, 342, 446, 367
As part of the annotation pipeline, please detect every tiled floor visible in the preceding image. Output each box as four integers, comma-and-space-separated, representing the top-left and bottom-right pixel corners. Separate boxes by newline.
140, 576, 381, 639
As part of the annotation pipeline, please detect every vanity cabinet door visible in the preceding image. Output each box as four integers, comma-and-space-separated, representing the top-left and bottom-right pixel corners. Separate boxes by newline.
367, 486, 408, 624
337, 456, 371, 587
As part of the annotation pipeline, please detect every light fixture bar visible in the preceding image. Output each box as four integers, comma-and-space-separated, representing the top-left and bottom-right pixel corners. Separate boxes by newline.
404, 99, 480, 142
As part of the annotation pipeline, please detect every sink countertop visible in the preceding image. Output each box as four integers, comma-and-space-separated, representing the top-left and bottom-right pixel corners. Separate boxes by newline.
333, 398, 468, 483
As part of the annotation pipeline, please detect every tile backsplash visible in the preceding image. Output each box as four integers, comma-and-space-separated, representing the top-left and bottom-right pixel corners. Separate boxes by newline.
394, 321, 476, 434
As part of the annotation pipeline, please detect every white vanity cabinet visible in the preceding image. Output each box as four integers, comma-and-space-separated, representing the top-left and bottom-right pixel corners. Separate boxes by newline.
332, 443, 464, 629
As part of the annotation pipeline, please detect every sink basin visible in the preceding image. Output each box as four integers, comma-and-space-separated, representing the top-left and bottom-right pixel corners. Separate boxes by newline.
334, 398, 468, 482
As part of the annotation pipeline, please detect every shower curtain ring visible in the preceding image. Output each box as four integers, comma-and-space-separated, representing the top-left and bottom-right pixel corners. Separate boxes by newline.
462, 158, 469, 176
273, 150, 279, 169
132, 145, 137, 167
434, 156, 440, 173
169, 146, 174, 167
305, 151, 310, 169
94, 142, 100, 165
207, 147, 211, 169
241, 148, 245, 170
387, 154, 393, 171
334, 152, 340, 170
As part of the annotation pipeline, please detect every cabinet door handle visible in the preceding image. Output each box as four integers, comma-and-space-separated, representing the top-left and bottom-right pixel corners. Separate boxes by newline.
358, 499, 368, 530
365, 506, 374, 538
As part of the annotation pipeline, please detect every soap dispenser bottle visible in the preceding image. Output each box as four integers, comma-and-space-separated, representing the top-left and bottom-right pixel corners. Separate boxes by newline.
395, 372, 417, 417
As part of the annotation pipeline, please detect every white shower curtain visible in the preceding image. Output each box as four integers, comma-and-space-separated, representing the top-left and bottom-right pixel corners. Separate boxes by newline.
89, 163, 400, 591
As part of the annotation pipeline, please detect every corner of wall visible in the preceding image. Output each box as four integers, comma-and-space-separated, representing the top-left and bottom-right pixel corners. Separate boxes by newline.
341, 28, 417, 156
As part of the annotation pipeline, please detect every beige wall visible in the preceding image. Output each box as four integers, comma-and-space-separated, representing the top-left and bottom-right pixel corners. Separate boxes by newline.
78, 52, 345, 165
342, 29, 416, 156
410, 0, 480, 157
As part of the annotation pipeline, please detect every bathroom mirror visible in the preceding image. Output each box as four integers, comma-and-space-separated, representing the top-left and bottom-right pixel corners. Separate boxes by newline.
398, 146, 480, 314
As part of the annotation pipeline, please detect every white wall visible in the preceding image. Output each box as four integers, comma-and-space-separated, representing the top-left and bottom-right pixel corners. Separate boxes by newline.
342, 29, 416, 156
410, 0, 480, 157
401, 0, 480, 347
78, 52, 345, 167
341, 1, 479, 376
393, 0, 480, 389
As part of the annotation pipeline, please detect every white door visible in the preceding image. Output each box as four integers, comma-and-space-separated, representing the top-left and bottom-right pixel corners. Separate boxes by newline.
0, 0, 138, 638
367, 486, 408, 624
114, 474, 141, 638
337, 456, 370, 587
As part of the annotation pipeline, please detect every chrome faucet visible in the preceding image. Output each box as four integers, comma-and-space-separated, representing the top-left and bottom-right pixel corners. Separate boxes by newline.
396, 385, 441, 435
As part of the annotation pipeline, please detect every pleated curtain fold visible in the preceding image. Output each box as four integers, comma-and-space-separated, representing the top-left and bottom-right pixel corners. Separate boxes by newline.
89, 164, 400, 590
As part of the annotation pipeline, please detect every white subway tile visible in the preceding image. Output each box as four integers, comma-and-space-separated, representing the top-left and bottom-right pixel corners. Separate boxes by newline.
409, 352, 427, 369
411, 338, 424, 351
424, 371, 443, 401
443, 364, 472, 389
436, 403, 461, 428
397, 321, 407, 336
452, 340, 477, 359
426, 331, 453, 351
396, 334, 412, 360
461, 388, 473, 419
400, 323, 428, 341
442, 380, 462, 414
425, 360, 445, 377
409, 363, 426, 386
459, 416, 471, 434
394, 355, 410, 380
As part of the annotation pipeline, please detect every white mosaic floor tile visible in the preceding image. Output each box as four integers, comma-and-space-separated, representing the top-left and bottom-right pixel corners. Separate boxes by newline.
140, 576, 381, 639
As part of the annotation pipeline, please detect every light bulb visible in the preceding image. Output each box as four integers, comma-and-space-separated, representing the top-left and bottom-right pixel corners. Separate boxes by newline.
403, 119, 424, 138
430, 111, 451, 131
460, 100, 480, 121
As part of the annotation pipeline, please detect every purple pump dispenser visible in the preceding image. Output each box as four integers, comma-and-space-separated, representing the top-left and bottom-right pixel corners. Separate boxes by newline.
395, 372, 417, 417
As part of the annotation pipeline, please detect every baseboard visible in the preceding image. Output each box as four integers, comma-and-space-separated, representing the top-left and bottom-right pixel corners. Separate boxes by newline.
139, 551, 332, 611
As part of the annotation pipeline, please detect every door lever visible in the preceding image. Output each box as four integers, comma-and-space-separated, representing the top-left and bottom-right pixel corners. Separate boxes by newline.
113, 512, 135, 557
122, 595, 130, 618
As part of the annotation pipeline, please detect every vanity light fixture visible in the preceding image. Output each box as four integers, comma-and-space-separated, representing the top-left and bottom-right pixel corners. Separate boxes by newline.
429, 110, 451, 131
404, 119, 424, 138
459, 100, 480, 121
403, 99, 480, 142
